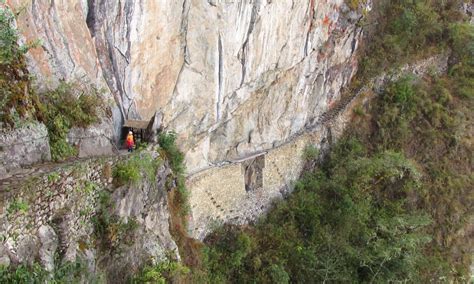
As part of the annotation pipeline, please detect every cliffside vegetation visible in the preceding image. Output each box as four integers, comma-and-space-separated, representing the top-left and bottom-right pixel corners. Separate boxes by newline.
37, 82, 104, 161
0, 2, 36, 127
0, 4, 105, 161
185, 1, 473, 282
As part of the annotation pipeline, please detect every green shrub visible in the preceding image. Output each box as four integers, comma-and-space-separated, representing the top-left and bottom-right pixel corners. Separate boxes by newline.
0, 4, 37, 127
158, 131, 189, 215
112, 152, 160, 186
0, 264, 48, 284
130, 258, 190, 284
302, 144, 319, 161
7, 198, 29, 214
158, 131, 185, 175
0, 258, 90, 283
36, 82, 104, 161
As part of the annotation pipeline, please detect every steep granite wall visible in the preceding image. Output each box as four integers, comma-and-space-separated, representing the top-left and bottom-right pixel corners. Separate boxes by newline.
7, 0, 365, 173
187, 53, 450, 239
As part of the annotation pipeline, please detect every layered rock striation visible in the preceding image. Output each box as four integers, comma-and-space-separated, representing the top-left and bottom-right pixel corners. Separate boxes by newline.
8, 0, 366, 173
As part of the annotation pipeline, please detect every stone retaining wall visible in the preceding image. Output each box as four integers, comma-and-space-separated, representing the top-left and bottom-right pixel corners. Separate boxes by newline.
0, 151, 177, 282
187, 53, 450, 240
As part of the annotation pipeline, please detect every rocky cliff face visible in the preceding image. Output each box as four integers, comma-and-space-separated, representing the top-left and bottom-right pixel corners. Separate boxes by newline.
8, 0, 365, 173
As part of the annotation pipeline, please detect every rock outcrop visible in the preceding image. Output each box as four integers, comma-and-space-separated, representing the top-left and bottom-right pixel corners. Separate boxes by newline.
0, 122, 51, 179
8, 0, 366, 173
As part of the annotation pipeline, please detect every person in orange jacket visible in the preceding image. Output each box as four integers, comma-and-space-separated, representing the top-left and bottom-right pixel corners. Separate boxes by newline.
126, 131, 135, 152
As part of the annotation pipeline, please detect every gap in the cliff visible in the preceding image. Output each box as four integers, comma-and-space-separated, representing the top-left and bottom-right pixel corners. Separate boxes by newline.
242, 155, 265, 192
86, 0, 96, 36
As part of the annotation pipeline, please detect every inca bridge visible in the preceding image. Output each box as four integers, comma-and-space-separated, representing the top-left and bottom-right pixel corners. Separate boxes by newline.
186, 85, 363, 240
186, 52, 450, 240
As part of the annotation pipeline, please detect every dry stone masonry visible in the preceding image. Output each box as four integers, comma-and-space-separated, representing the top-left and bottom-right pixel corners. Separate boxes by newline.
186, 53, 451, 240
0, 152, 178, 281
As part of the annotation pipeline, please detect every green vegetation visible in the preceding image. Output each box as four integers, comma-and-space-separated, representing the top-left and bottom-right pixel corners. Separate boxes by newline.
302, 144, 319, 161
47, 172, 61, 183
36, 82, 104, 161
159, 131, 188, 216
351, 68, 473, 279
158, 131, 185, 176
0, 258, 95, 283
6, 198, 29, 214
113, 151, 161, 186
130, 257, 190, 284
0, 4, 37, 126
1, 5, 104, 160
187, 1, 473, 282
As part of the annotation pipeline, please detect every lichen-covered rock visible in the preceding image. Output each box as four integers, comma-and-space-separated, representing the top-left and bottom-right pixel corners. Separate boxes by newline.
38, 225, 58, 272
0, 122, 51, 178
103, 164, 178, 281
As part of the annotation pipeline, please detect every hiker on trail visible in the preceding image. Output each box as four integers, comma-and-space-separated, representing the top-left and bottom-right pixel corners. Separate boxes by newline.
126, 131, 135, 152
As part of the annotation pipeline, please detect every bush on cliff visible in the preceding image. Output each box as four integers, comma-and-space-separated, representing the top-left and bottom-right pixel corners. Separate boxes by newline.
112, 151, 161, 186
1, 5, 104, 160
0, 4, 38, 127
36, 82, 105, 161
158, 131, 188, 214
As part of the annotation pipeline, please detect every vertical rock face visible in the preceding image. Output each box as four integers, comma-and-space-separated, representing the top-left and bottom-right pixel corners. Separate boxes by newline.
0, 122, 51, 179
8, 0, 364, 172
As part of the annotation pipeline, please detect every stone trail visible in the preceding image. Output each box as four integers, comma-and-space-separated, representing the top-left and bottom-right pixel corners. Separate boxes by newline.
0, 150, 130, 187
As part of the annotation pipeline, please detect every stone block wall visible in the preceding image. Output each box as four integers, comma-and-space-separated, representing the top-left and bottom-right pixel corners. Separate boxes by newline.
0, 152, 177, 282
188, 130, 328, 240
187, 53, 450, 240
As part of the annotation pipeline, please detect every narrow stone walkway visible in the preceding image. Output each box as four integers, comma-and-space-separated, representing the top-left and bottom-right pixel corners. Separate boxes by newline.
1, 78, 361, 193
0, 150, 130, 190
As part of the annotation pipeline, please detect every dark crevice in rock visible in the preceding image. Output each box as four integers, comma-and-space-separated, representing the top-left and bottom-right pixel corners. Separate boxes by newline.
216, 33, 223, 121
207, 0, 217, 7
242, 155, 265, 192
86, 0, 96, 37
181, 0, 190, 65
238, 0, 260, 87
304, 0, 315, 56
